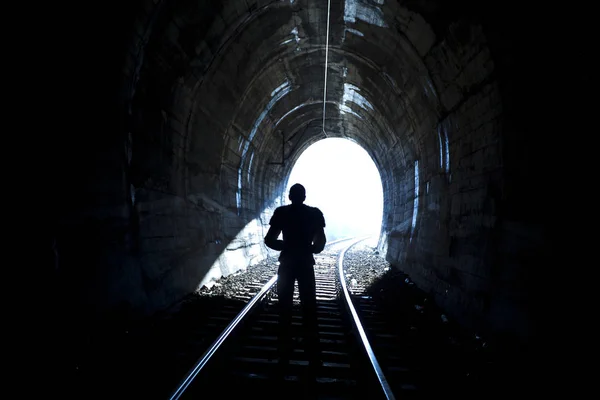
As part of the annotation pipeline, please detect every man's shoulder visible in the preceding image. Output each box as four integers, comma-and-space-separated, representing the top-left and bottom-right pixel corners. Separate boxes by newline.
274, 204, 323, 216
304, 205, 325, 225
272, 205, 292, 218
305, 205, 323, 214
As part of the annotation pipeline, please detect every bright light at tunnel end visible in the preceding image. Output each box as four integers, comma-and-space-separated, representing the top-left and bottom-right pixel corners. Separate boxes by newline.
285, 138, 384, 243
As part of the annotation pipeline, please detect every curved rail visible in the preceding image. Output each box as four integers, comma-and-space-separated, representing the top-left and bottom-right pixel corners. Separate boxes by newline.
324, 236, 355, 246
338, 236, 396, 400
168, 274, 278, 400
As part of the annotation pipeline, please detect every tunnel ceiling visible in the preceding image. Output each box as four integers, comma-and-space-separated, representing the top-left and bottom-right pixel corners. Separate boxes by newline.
119, 0, 512, 318
127, 0, 496, 205
45, 0, 546, 345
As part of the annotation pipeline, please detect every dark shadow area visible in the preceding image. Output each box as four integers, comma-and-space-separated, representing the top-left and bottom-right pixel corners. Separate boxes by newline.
56, 294, 249, 399
362, 267, 532, 397
183, 296, 380, 400
48, 256, 280, 399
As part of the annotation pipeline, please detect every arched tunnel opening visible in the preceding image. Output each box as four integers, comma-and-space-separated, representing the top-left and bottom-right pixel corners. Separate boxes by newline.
40, 0, 553, 395
284, 137, 384, 243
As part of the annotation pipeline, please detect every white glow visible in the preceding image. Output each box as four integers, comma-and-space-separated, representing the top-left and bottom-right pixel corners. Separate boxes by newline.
291, 27, 300, 43
339, 104, 362, 119
346, 28, 364, 37
437, 126, 443, 168
343, 83, 373, 112
285, 138, 383, 241
437, 124, 451, 173
247, 152, 254, 183
198, 218, 268, 289
344, 0, 387, 27
343, 28, 365, 42
275, 102, 306, 126
281, 27, 300, 47
444, 127, 450, 173
410, 160, 419, 242
271, 81, 290, 97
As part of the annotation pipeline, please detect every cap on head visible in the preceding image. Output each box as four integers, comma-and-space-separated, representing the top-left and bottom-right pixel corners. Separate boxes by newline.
289, 183, 306, 204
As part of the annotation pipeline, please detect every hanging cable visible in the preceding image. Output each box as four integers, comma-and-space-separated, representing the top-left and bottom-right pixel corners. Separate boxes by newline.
322, 0, 332, 136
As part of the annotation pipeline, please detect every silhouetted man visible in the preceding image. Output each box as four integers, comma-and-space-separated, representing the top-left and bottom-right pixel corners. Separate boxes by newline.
264, 183, 326, 372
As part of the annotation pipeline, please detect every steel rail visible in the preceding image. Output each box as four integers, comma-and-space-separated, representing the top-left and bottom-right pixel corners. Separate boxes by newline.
168, 236, 355, 399
338, 236, 396, 400
168, 273, 278, 400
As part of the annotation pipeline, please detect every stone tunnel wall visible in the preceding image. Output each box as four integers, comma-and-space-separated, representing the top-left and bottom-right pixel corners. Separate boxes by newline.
48, 0, 541, 347
120, 0, 293, 314
382, 22, 513, 339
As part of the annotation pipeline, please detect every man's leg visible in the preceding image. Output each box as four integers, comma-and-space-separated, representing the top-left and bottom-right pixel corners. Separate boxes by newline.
277, 264, 295, 366
297, 265, 320, 368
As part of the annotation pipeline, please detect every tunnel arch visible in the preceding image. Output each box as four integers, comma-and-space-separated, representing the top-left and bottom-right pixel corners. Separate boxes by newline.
282, 136, 386, 243
49, 0, 546, 350
129, 0, 503, 325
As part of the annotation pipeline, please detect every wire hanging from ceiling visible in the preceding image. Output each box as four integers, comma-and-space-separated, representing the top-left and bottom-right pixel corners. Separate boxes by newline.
322, 0, 332, 137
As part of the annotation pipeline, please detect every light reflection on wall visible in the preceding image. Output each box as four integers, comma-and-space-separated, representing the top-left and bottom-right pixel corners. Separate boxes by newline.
438, 126, 444, 168
339, 83, 373, 118
343, 27, 364, 42
344, 0, 387, 27
197, 213, 271, 289
438, 124, 450, 173
410, 159, 419, 242
444, 127, 450, 173
343, 83, 374, 112
237, 80, 292, 213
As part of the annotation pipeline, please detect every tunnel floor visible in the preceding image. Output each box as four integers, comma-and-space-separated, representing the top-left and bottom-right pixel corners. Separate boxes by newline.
60, 244, 528, 398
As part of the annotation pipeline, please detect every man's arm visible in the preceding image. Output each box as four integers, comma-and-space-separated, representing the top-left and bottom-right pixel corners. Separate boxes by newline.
311, 227, 326, 254
311, 207, 326, 254
264, 225, 284, 251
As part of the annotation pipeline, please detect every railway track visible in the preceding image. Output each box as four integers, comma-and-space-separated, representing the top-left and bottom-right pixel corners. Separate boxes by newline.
343, 246, 428, 398
67, 236, 503, 400
74, 236, 482, 400
168, 236, 395, 400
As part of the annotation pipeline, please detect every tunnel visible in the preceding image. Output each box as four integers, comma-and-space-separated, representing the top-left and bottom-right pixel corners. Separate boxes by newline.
42, 0, 550, 386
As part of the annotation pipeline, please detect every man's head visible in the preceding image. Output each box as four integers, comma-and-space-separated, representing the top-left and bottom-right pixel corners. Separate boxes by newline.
289, 183, 306, 204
